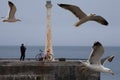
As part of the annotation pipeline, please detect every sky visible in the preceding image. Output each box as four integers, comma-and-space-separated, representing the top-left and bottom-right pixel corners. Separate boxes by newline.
0, 0, 120, 46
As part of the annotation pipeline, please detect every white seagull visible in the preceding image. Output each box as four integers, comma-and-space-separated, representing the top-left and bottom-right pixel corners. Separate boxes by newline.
58, 4, 108, 27
2, 1, 21, 22
80, 41, 114, 75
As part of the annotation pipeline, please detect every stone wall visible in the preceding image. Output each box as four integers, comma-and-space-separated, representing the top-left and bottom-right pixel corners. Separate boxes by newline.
0, 60, 100, 80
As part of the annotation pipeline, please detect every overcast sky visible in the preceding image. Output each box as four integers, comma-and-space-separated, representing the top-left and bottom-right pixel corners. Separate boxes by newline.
0, 0, 120, 46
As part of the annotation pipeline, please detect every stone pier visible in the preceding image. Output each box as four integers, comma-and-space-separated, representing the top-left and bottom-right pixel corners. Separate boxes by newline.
0, 60, 100, 80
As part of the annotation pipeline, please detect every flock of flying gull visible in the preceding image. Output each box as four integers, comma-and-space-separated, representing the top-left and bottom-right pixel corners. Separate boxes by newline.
1, 1, 115, 75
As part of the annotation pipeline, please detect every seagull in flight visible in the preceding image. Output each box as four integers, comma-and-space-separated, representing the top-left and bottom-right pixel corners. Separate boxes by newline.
2, 1, 21, 22
80, 41, 114, 75
58, 4, 108, 27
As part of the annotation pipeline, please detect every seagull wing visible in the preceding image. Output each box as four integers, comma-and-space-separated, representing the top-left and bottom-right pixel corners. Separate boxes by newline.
101, 55, 114, 65
8, 1, 16, 19
90, 15, 108, 25
58, 4, 87, 19
88, 42, 104, 64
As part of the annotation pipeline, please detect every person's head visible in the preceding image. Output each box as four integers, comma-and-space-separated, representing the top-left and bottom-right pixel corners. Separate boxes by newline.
21, 44, 24, 46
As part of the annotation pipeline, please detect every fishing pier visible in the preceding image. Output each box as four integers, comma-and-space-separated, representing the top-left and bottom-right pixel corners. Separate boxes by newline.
0, 59, 100, 80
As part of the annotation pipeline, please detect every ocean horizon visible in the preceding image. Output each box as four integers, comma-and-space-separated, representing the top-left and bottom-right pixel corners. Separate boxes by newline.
0, 46, 119, 80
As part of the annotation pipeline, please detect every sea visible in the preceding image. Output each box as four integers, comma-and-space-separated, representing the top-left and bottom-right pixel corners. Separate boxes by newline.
0, 46, 119, 80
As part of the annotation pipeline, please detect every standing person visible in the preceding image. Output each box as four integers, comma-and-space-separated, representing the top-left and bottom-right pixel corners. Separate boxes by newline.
20, 44, 26, 61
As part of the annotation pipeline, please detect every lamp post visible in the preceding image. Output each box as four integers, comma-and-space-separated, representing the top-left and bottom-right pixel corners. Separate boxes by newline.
44, 0, 54, 61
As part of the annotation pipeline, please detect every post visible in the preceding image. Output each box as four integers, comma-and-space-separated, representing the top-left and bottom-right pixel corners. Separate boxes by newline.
44, 0, 54, 61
